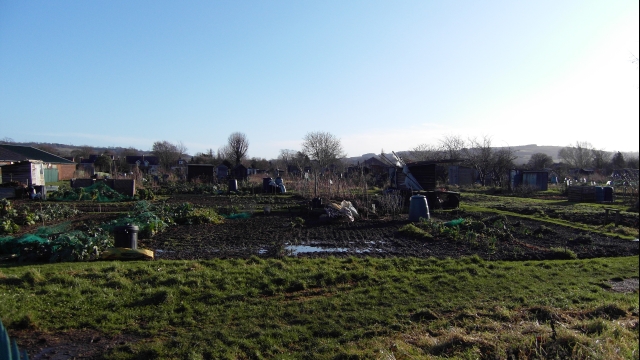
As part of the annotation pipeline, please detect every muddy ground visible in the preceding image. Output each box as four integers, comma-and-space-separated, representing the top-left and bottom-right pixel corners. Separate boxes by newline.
138, 194, 638, 261
10, 194, 639, 261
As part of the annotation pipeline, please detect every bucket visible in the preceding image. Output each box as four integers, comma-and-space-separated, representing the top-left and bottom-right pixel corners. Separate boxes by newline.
409, 195, 429, 222
114, 225, 139, 249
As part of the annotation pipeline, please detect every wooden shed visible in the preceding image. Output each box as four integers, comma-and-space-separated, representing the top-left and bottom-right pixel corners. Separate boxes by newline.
448, 165, 476, 186
0, 144, 76, 181
231, 164, 248, 180
216, 164, 229, 179
187, 164, 216, 182
405, 162, 437, 190
1, 161, 45, 186
509, 170, 549, 191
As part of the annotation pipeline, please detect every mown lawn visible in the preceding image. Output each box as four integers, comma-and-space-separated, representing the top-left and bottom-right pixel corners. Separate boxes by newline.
1, 256, 638, 359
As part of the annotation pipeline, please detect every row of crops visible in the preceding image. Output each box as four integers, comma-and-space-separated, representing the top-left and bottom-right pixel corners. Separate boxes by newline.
0, 199, 224, 263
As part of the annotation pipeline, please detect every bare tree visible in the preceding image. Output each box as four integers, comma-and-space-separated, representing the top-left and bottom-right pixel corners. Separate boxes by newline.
191, 149, 217, 165
302, 131, 345, 196
591, 148, 612, 170
0, 137, 14, 144
152, 140, 187, 171
278, 149, 296, 166
527, 153, 553, 170
558, 141, 594, 169
490, 147, 517, 188
217, 145, 231, 162
227, 132, 249, 166
463, 136, 494, 186
71, 146, 95, 162
439, 135, 466, 160
274, 149, 295, 173
249, 157, 270, 170
410, 143, 444, 162
293, 151, 310, 178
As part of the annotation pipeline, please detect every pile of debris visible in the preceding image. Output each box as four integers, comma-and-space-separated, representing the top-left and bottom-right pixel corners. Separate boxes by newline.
325, 200, 359, 222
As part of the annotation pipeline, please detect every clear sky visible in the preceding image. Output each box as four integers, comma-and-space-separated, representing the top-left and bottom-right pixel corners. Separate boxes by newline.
1, 1, 638, 159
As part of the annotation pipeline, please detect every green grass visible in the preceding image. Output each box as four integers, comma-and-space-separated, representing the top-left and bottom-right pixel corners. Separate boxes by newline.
1, 256, 638, 359
461, 204, 637, 240
459, 192, 638, 240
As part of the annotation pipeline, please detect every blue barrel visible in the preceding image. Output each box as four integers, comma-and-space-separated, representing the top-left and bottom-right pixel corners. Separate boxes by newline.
595, 186, 604, 202
603, 187, 614, 202
409, 195, 429, 222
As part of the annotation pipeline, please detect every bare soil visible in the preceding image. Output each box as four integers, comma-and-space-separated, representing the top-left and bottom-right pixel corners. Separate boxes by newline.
9, 195, 639, 261
138, 195, 638, 261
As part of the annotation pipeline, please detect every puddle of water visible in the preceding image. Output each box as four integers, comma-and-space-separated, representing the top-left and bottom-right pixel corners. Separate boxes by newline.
283, 244, 376, 254
285, 245, 349, 255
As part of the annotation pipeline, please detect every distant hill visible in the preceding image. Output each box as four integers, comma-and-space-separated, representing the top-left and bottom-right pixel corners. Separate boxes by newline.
2, 141, 637, 165
0, 141, 148, 157
346, 145, 639, 166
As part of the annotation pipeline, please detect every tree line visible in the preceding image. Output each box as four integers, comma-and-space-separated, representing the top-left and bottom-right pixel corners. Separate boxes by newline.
4, 133, 638, 183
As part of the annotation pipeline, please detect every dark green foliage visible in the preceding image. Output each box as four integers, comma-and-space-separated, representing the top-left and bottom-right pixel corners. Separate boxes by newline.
135, 188, 155, 200
48, 182, 130, 202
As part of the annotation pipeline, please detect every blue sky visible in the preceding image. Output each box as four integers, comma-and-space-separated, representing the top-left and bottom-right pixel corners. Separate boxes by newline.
1, 1, 638, 159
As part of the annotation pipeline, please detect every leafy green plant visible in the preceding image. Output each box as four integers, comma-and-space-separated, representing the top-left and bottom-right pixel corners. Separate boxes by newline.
135, 188, 155, 200
0, 219, 19, 235
399, 223, 433, 240
1, 318, 29, 360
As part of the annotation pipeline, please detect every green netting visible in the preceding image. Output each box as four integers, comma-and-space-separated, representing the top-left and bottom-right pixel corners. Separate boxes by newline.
0, 222, 113, 261
48, 182, 132, 202
444, 218, 465, 227
101, 201, 169, 238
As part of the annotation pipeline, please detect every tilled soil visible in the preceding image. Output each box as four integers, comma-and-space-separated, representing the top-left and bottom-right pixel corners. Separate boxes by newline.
10, 195, 639, 261
142, 211, 639, 261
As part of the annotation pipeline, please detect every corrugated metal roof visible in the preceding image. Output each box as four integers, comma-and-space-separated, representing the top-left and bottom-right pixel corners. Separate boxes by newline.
0, 145, 74, 164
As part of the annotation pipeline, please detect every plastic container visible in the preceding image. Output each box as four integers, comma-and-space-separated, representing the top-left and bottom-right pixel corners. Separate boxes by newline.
229, 179, 238, 192
603, 187, 614, 202
595, 186, 604, 202
408, 195, 429, 222
262, 177, 273, 193
114, 225, 139, 249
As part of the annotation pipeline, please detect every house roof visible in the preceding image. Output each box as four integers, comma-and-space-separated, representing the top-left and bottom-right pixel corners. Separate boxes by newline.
0, 144, 75, 164
125, 155, 160, 166
363, 157, 389, 168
